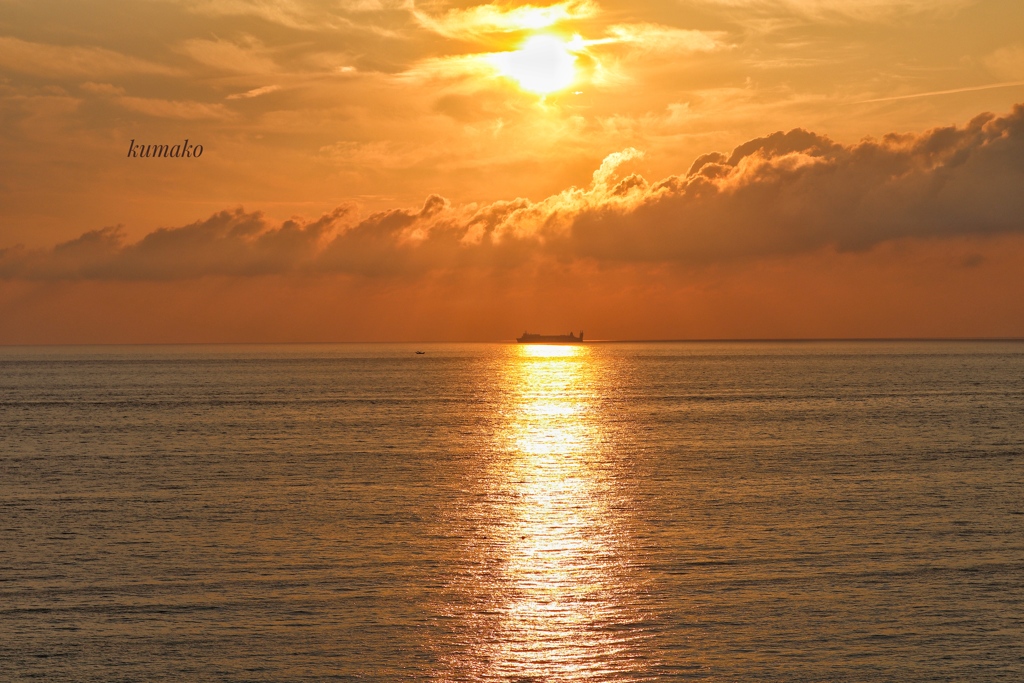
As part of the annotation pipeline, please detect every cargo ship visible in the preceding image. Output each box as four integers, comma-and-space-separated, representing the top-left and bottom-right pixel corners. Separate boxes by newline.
516, 331, 584, 344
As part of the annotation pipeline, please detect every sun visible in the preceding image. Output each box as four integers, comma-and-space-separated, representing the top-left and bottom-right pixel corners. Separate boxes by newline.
491, 35, 578, 95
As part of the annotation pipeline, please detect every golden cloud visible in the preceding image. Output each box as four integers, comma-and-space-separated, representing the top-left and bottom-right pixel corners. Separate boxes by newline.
3, 104, 1023, 280
413, 0, 598, 41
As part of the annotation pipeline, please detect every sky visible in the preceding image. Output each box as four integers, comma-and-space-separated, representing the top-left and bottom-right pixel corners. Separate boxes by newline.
1, 0, 1023, 342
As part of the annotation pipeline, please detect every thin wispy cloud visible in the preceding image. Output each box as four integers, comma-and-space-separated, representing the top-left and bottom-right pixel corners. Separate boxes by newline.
412, 0, 598, 40
689, 0, 971, 22
603, 24, 724, 53
858, 80, 1024, 104
226, 84, 283, 99
76, 81, 235, 119
178, 37, 282, 75
0, 36, 182, 78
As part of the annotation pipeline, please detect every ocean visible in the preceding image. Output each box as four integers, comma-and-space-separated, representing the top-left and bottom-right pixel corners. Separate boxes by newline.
1, 341, 1022, 680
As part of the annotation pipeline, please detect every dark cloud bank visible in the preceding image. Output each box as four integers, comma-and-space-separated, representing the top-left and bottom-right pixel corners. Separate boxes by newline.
3, 104, 1023, 281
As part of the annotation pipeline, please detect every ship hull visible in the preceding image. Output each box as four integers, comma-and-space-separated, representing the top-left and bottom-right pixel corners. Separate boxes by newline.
516, 332, 584, 344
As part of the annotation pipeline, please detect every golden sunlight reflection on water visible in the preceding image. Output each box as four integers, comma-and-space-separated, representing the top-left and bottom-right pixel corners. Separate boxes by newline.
446, 344, 653, 681
8, 344, 1024, 680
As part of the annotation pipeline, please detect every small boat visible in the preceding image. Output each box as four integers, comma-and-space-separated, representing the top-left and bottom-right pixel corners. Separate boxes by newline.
517, 330, 584, 344
415, 351, 426, 354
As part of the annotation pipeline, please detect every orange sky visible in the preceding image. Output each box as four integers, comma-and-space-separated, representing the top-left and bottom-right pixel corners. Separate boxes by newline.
2, 0, 1023, 342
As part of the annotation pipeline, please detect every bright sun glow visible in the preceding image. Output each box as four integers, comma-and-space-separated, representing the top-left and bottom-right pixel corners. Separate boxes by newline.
492, 35, 577, 94
521, 344, 579, 358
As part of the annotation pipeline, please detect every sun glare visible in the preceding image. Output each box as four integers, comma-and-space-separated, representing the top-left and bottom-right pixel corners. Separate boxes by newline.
521, 344, 579, 358
492, 35, 577, 94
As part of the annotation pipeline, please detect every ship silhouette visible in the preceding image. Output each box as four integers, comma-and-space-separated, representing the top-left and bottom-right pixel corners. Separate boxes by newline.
516, 330, 584, 343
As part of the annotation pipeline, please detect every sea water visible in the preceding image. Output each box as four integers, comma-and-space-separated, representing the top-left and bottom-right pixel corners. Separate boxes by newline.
1, 342, 1022, 680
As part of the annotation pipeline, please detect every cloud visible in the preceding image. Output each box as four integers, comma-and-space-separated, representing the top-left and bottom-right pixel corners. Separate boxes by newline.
76, 80, 234, 119
80, 82, 127, 96
403, 12, 724, 93
401, 52, 500, 85
602, 24, 724, 54
179, 0, 338, 30
226, 84, 283, 100
413, 1, 598, 41
0, 36, 181, 79
985, 44, 1024, 82
1, 207, 352, 281
566, 107, 1024, 261
688, 0, 971, 22
180, 0, 409, 35
858, 81, 1024, 104
115, 96, 234, 120
178, 37, 282, 75
3, 103, 1023, 281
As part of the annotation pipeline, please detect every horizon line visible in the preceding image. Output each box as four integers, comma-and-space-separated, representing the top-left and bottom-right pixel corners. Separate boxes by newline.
2, 336, 1023, 348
